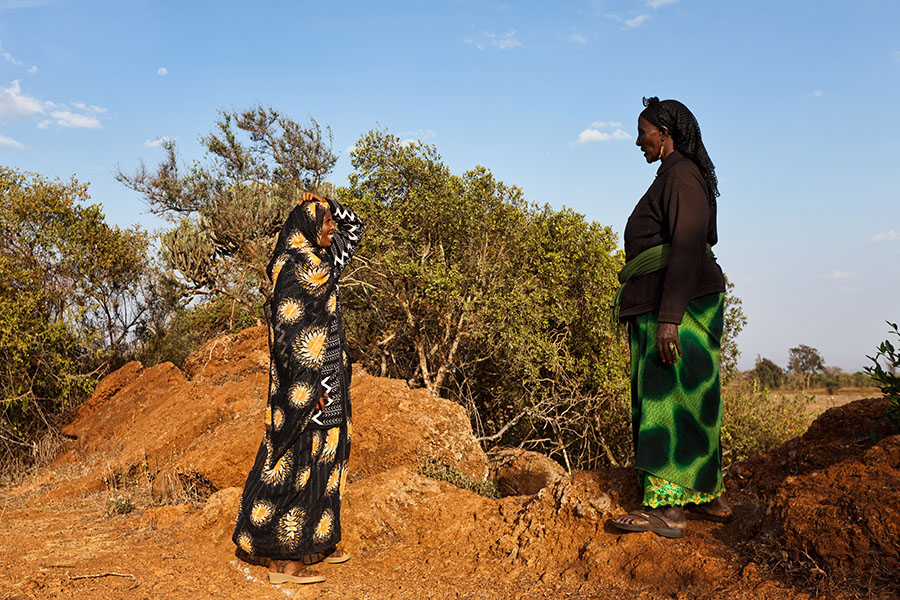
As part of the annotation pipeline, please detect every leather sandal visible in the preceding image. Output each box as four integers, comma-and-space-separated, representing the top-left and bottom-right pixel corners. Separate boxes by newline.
610, 510, 686, 538
268, 560, 326, 585
323, 547, 350, 564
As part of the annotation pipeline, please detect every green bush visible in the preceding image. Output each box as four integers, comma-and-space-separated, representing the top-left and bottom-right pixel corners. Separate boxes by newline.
418, 460, 499, 499
721, 380, 813, 466
865, 321, 900, 427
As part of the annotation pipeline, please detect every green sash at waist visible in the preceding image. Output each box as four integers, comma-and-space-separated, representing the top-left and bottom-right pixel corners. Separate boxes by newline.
610, 243, 715, 326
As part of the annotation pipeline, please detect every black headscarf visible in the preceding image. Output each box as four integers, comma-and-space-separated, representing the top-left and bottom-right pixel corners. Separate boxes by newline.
266, 199, 331, 283
640, 97, 719, 201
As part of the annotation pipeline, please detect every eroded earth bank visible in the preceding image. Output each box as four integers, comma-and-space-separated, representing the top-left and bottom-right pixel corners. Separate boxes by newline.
1, 326, 897, 599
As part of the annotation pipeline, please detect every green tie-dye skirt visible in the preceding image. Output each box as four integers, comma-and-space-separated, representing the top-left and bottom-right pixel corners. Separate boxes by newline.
628, 292, 725, 507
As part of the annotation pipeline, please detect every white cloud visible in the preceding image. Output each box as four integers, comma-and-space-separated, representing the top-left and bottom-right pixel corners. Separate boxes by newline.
0, 80, 43, 120
871, 230, 900, 242
624, 14, 651, 28
50, 110, 100, 129
0, 41, 20, 66
145, 135, 175, 148
590, 120, 622, 129
466, 30, 522, 51
157, 66, 168, 76
27, 65, 37, 74
0, 133, 23, 148
812, 90, 823, 97
398, 128, 436, 145
0, 80, 106, 129
646, 0, 678, 7
571, 121, 631, 145
822, 270, 855, 279
567, 32, 587, 45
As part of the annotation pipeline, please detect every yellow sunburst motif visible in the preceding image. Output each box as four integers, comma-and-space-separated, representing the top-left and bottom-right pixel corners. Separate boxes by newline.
288, 230, 310, 250
271, 254, 289, 285
261, 449, 292, 486
265, 406, 272, 428
295, 465, 311, 491
325, 465, 341, 496
339, 461, 349, 500
237, 531, 253, 554
307, 250, 322, 266
320, 427, 340, 463
297, 263, 331, 296
276, 506, 305, 552
326, 293, 337, 315
313, 509, 334, 544
310, 431, 323, 460
249, 500, 275, 527
288, 381, 313, 409
272, 406, 285, 431
277, 299, 303, 323
293, 327, 328, 369
304, 201, 319, 220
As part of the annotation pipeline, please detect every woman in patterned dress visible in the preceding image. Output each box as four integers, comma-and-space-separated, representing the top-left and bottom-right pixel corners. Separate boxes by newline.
233, 191, 365, 584
609, 97, 731, 538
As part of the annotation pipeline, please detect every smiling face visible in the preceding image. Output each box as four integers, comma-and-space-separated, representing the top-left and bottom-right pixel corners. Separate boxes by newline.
318, 209, 336, 247
636, 116, 668, 164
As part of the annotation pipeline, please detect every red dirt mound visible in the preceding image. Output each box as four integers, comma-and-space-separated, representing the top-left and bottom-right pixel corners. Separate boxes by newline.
730, 398, 900, 590
1, 325, 896, 599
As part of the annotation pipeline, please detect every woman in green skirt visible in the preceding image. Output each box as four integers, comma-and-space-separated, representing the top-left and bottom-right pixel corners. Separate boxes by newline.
609, 97, 731, 538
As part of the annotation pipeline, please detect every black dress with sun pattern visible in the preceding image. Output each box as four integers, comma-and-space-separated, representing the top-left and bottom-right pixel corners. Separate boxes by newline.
233, 196, 365, 560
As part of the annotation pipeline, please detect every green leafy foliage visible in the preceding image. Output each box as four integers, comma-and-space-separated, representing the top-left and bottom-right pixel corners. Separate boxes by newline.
0, 167, 149, 476
721, 380, 813, 465
752, 355, 786, 389
865, 321, 900, 426
418, 460, 499, 499
117, 104, 337, 317
341, 129, 630, 470
787, 344, 825, 388
721, 276, 747, 383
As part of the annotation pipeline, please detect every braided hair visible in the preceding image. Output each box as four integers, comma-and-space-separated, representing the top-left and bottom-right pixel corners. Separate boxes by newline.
640, 96, 719, 201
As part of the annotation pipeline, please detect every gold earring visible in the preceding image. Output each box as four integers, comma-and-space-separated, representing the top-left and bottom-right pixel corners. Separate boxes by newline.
658, 139, 665, 160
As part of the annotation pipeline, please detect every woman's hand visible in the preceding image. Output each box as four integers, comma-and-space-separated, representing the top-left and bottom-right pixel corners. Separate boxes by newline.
656, 322, 681, 365
317, 391, 329, 413
300, 191, 325, 204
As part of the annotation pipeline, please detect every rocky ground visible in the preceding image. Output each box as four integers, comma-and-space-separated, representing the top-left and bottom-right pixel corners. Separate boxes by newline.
1, 326, 897, 599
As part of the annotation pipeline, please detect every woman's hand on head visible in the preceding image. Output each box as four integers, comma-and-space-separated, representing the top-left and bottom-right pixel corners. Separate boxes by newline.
300, 191, 325, 205
656, 322, 681, 365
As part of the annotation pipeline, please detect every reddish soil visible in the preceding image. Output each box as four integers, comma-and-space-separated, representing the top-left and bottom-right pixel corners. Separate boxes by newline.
1, 326, 897, 599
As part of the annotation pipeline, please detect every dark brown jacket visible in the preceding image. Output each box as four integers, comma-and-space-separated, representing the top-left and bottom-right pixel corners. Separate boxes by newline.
619, 150, 725, 324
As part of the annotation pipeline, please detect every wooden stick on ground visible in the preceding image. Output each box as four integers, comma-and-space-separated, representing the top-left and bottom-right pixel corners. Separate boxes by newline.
66, 572, 135, 581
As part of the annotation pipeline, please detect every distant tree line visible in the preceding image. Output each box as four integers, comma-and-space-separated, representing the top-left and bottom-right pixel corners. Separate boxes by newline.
750, 345, 873, 393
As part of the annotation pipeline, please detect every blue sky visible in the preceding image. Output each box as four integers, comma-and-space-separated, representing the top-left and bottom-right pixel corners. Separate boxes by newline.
2, 0, 898, 371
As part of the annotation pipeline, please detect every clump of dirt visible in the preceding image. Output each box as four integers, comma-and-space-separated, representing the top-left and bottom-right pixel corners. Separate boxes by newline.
729, 398, 900, 593
1, 325, 897, 600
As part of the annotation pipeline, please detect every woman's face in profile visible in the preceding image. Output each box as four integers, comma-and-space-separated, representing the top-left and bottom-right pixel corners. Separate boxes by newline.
636, 116, 664, 164
318, 210, 336, 247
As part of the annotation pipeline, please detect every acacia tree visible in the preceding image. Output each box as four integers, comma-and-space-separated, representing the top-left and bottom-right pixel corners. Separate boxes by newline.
788, 344, 825, 388
117, 105, 337, 318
